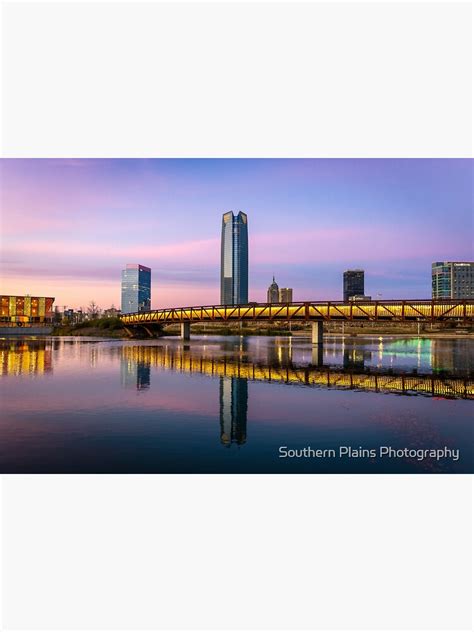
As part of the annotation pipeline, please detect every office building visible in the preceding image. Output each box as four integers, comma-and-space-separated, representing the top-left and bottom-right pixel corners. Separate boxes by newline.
279, 287, 293, 303
121, 264, 151, 313
267, 276, 279, 303
343, 269, 365, 301
432, 261, 474, 299
220, 211, 249, 305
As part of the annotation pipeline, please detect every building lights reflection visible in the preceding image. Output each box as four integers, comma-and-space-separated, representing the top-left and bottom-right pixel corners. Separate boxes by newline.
119, 343, 473, 399
0, 340, 53, 376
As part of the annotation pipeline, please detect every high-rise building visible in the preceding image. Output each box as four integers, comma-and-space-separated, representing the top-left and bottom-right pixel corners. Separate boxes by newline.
279, 287, 293, 303
220, 211, 248, 305
432, 262, 474, 299
267, 276, 279, 303
121, 264, 151, 313
343, 269, 365, 301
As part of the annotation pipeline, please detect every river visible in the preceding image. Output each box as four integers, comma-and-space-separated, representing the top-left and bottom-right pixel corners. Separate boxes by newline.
0, 335, 472, 473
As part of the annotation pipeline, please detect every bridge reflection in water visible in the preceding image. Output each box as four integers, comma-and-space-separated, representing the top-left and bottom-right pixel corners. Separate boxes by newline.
118, 339, 473, 449
1, 337, 471, 473
1, 338, 472, 402
119, 341, 474, 401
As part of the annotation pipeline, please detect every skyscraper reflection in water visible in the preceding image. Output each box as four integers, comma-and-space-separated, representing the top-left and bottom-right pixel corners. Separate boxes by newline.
219, 377, 248, 447
121, 358, 151, 390
343, 345, 372, 371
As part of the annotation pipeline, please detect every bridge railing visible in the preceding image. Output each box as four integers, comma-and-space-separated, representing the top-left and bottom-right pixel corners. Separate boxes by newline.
120, 300, 474, 324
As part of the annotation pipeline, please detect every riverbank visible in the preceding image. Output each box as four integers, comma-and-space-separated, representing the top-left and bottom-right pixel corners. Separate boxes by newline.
52, 317, 128, 338
50, 317, 474, 339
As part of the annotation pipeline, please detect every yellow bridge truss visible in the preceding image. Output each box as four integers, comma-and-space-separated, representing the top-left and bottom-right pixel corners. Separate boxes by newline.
121, 300, 474, 325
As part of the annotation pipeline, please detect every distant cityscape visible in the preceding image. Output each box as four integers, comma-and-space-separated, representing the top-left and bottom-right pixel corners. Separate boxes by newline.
115, 210, 474, 318
1, 210, 473, 325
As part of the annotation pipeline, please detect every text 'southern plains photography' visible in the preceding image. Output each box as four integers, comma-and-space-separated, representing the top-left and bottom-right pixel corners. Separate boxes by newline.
1, 158, 472, 473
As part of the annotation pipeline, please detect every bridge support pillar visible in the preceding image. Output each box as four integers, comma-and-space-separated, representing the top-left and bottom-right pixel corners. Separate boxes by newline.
311, 321, 323, 345
181, 322, 191, 340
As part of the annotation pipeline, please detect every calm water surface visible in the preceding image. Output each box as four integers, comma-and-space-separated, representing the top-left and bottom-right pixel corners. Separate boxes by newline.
1, 335, 472, 473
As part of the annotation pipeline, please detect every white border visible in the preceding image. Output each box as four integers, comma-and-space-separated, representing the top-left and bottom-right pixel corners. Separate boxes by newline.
1, 1, 472, 630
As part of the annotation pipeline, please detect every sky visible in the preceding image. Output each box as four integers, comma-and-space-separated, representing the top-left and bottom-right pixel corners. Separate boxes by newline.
1, 158, 472, 309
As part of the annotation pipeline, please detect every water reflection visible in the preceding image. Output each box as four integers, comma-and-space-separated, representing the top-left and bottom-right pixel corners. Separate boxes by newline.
116, 341, 472, 399
1, 336, 473, 399
121, 356, 151, 390
0, 336, 472, 474
431, 339, 474, 374
0, 339, 53, 376
343, 346, 372, 371
219, 377, 247, 446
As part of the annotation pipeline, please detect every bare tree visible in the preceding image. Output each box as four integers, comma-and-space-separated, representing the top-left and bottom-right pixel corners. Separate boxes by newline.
87, 301, 100, 319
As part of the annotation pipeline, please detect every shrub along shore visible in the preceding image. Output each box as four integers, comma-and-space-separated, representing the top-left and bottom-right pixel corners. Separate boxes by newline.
52, 317, 473, 338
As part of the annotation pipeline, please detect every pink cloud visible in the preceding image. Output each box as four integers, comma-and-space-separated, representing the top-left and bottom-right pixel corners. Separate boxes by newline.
3, 225, 452, 269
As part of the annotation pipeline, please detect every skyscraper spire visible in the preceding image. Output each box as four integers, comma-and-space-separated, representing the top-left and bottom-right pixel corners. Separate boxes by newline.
267, 276, 279, 304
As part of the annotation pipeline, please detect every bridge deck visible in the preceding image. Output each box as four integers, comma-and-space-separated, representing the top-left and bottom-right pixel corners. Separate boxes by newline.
121, 300, 474, 325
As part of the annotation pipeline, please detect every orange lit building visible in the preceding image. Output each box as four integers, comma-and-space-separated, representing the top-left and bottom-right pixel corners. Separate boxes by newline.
0, 295, 55, 326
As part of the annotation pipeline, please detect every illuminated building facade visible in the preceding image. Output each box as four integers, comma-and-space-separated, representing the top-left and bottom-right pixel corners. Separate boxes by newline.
343, 270, 365, 301
121, 264, 151, 313
220, 211, 248, 305
0, 295, 55, 324
432, 262, 474, 299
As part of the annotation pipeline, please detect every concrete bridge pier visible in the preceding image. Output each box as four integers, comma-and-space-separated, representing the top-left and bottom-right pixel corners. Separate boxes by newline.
181, 322, 191, 340
311, 321, 323, 345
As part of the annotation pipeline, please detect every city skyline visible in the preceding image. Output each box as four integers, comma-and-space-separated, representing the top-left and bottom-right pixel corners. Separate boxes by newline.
1, 158, 472, 309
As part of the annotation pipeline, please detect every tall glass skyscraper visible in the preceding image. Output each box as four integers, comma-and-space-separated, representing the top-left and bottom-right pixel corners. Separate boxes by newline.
121, 264, 151, 313
220, 211, 248, 305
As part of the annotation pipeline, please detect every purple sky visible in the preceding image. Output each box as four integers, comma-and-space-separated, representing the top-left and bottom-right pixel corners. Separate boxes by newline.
1, 158, 472, 309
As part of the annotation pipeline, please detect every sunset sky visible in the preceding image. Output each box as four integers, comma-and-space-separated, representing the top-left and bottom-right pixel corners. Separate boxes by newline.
1, 158, 472, 309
